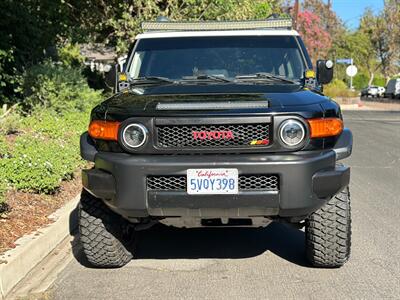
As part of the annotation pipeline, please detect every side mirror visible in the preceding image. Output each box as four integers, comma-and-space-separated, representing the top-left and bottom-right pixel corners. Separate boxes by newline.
316, 60, 334, 85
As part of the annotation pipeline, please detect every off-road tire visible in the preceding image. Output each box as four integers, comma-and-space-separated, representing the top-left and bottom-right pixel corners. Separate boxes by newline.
305, 187, 351, 268
79, 191, 133, 268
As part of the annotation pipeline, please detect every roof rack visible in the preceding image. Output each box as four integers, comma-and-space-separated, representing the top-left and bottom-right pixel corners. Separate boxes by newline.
141, 18, 293, 32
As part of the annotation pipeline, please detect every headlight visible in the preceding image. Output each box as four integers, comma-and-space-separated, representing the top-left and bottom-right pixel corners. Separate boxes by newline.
122, 123, 147, 148
279, 119, 306, 147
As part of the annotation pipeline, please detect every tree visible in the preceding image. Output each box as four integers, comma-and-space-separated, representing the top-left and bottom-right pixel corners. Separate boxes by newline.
1, 0, 284, 105
303, 0, 345, 43
297, 10, 332, 62
359, 3, 400, 81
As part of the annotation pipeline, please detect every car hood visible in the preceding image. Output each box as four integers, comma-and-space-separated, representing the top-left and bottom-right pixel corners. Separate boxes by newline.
94, 84, 332, 120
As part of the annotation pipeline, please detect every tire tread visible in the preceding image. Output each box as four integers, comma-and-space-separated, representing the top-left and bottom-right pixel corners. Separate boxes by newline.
79, 191, 133, 268
306, 187, 351, 267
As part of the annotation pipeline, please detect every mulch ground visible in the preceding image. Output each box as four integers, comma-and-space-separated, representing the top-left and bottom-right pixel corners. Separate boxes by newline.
0, 172, 82, 254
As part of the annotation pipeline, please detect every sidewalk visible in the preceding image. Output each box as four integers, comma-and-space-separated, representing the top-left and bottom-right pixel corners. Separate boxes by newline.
336, 97, 400, 111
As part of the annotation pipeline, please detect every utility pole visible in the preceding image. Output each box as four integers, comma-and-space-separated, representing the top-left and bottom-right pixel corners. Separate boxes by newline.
293, 0, 299, 30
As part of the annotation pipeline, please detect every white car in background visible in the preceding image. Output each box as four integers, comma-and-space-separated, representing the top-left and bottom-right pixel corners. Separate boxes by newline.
377, 86, 385, 97
361, 85, 382, 98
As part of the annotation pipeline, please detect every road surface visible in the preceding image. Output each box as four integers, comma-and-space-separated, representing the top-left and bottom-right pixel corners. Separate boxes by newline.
50, 111, 400, 299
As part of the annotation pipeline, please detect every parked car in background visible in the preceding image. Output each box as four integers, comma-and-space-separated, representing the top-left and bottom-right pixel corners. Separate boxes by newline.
361, 85, 385, 98
384, 78, 400, 99
377, 86, 385, 97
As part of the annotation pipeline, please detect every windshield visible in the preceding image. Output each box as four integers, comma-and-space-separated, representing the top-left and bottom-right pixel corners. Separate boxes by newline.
128, 36, 306, 82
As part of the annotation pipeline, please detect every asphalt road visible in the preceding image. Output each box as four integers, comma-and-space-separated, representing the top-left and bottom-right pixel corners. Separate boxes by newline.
51, 111, 400, 300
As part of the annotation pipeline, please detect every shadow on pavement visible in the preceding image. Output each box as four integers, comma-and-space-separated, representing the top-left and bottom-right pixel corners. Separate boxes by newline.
72, 222, 309, 268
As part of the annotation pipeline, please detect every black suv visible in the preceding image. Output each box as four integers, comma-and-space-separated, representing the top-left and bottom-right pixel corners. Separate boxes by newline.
79, 19, 352, 268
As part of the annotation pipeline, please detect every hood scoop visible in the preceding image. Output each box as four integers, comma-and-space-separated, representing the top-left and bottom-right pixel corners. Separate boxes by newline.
156, 101, 269, 111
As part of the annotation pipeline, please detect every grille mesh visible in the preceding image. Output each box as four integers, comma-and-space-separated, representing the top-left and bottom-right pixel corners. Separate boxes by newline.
147, 175, 279, 191
156, 123, 270, 148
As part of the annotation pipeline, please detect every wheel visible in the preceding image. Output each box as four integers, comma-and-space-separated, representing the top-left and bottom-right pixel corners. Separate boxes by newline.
305, 187, 351, 268
79, 191, 134, 268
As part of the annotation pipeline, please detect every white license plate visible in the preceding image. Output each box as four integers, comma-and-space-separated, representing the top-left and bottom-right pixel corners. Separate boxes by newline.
187, 169, 238, 195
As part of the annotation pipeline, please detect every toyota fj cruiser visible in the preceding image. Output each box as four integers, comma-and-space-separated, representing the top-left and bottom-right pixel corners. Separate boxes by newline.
79, 18, 353, 268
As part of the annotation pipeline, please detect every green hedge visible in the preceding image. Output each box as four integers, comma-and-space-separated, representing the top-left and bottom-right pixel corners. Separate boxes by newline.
22, 62, 102, 113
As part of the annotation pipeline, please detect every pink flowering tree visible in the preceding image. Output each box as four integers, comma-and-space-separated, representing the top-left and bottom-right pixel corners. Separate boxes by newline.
297, 10, 332, 63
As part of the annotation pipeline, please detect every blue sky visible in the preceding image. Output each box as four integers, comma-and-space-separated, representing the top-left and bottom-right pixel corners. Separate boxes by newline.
330, 0, 384, 29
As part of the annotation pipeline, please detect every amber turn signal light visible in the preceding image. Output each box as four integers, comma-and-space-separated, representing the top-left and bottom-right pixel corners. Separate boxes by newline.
88, 120, 120, 141
308, 118, 343, 138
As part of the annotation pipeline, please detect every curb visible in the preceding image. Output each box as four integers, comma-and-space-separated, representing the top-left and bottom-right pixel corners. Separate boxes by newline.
0, 195, 80, 299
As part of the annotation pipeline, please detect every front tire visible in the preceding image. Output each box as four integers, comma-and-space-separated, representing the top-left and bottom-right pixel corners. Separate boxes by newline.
79, 191, 133, 268
305, 187, 351, 268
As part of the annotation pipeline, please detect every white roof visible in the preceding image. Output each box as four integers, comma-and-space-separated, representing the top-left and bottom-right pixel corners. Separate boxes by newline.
136, 30, 299, 40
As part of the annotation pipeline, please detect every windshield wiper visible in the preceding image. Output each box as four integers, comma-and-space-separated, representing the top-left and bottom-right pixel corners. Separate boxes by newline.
235, 72, 298, 84
130, 76, 176, 85
181, 74, 233, 83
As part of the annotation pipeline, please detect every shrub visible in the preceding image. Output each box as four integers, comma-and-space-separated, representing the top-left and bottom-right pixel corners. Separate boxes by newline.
58, 43, 85, 67
0, 111, 22, 134
22, 110, 89, 142
0, 62, 102, 195
0, 135, 8, 157
353, 73, 369, 90
373, 76, 386, 87
0, 107, 92, 193
21, 62, 102, 113
1, 134, 82, 193
324, 79, 358, 98
0, 177, 7, 211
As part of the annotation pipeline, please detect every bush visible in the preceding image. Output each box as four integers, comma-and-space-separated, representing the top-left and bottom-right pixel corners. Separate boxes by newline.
21, 62, 102, 113
373, 76, 386, 87
0, 111, 22, 134
58, 43, 85, 67
324, 79, 358, 98
1, 133, 82, 193
22, 110, 89, 142
0, 135, 8, 158
0, 137, 9, 208
0, 63, 101, 194
353, 73, 369, 90
0, 177, 7, 210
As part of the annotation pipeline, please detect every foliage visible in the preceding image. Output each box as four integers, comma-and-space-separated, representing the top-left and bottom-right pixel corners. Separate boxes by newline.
0, 0, 76, 106
302, 0, 344, 59
21, 62, 102, 113
0, 134, 80, 193
0, 108, 91, 194
0, 137, 8, 207
297, 10, 332, 62
324, 79, 357, 98
0, 177, 7, 209
0, 135, 7, 158
352, 73, 369, 90
359, 5, 400, 80
0, 67, 98, 195
0, 111, 21, 135
373, 77, 386, 87
85, 0, 283, 53
58, 43, 85, 67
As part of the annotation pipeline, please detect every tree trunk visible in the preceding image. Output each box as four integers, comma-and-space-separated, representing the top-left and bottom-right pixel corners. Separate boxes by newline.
368, 72, 374, 86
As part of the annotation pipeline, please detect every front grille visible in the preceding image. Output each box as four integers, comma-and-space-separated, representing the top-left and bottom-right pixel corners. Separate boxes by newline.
147, 175, 279, 191
156, 123, 270, 148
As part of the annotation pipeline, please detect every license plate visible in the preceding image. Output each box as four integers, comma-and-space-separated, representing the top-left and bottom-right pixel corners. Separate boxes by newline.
187, 169, 238, 195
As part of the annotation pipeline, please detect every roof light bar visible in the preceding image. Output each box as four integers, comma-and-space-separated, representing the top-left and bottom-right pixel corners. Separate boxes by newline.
142, 19, 293, 32
156, 101, 269, 111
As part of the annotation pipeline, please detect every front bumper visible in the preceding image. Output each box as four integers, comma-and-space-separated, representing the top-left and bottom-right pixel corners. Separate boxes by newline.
82, 147, 350, 220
